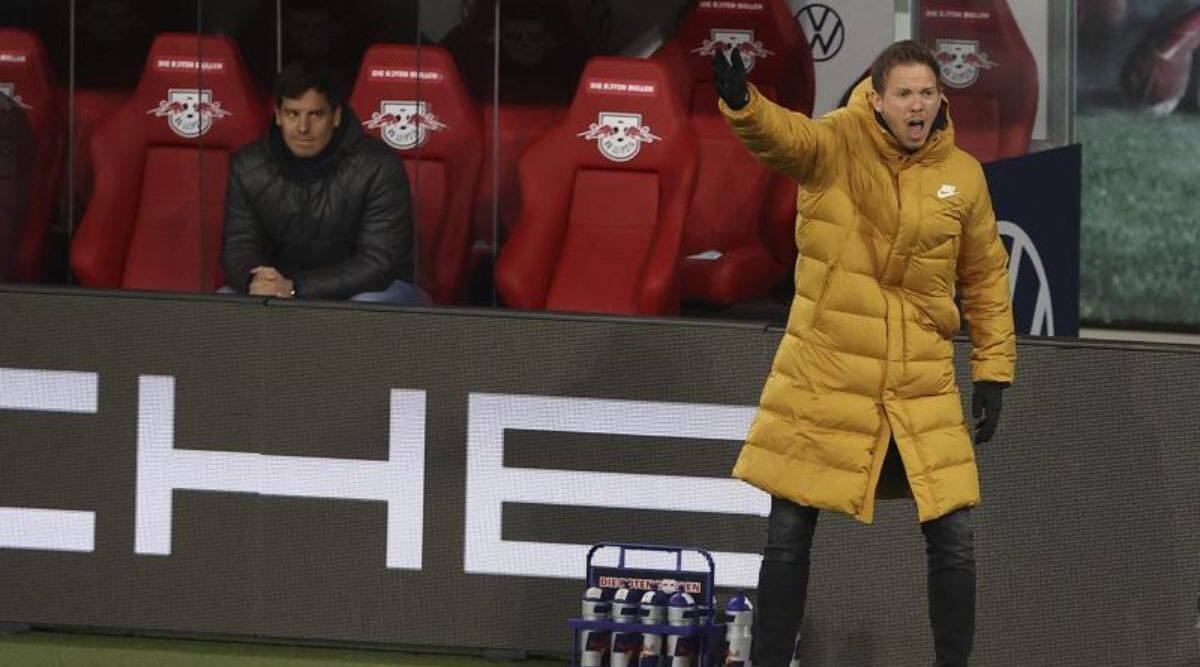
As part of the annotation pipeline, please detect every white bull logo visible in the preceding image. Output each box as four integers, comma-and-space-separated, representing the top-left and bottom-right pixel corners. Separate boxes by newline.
363, 101, 448, 151
0, 82, 32, 110
146, 89, 231, 138
577, 112, 662, 162
934, 39, 999, 89
692, 29, 774, 72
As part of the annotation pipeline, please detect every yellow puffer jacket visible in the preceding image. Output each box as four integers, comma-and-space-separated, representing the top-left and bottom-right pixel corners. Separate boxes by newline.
722, 79, 1016, 523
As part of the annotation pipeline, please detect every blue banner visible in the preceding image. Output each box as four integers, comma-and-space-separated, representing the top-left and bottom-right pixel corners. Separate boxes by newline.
983, 145, 1081, 337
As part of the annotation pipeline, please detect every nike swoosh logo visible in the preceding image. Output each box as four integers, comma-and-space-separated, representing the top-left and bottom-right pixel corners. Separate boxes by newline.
1154, 44, 1183, 60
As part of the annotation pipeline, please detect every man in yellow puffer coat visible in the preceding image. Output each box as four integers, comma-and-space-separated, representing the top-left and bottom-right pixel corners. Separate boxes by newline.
716, 41, 1016, 666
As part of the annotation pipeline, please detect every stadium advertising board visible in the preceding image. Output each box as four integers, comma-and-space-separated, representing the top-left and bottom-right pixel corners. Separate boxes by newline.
0, 291, 1195, 664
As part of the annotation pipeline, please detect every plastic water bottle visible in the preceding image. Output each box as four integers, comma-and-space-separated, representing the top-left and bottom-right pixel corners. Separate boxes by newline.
639, 589, 669, 667
581, 586, 612, 667
666, 591, 697, 667
611, 586, 642, 667
722, 592, 753, 666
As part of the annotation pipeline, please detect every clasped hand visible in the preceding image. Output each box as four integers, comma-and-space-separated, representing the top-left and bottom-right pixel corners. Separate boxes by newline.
248, 266, 294, 298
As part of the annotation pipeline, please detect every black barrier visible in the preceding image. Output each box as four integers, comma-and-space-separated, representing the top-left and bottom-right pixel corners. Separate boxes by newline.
0, 288, 1197, 665
985, 145, 1082, 337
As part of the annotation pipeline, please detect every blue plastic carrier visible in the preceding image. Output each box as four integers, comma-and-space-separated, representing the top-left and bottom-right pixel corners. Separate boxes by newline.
567, 542, 727, 667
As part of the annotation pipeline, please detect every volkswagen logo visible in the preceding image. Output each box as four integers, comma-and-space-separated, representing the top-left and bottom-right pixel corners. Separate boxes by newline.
999, 220, 1055, 336
795, 3, 845, 62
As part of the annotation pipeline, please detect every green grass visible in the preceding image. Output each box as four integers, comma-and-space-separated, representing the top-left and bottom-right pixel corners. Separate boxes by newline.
1078, 109, 1200, 328
0, 630, 563, 667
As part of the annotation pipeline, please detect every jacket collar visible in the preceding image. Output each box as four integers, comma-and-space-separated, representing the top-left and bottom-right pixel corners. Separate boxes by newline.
846, 77, 955, 167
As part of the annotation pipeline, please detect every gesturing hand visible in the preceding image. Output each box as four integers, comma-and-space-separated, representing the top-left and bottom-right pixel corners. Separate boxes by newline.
971, 381, 1005, 444
712, 45, 750, 110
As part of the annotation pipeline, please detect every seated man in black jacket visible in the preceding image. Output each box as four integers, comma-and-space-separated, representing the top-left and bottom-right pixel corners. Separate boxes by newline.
221, 60, 426, 303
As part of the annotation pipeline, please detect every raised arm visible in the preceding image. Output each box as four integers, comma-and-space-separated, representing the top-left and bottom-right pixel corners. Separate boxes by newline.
715, 48, 844, 187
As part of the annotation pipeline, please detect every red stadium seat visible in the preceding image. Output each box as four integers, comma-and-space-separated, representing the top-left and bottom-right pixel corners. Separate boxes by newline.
70, 88, 132, 207
920, 0, 1038, 163
495, 56, 698, 315
0, 28, 65, 282
440, 0, 592, 272
653, 0, 815, 306
71, 33, 267, 292
350, 45, 482, 304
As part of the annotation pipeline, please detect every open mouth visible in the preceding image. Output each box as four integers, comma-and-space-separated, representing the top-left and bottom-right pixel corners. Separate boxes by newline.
906, 118, 926, 139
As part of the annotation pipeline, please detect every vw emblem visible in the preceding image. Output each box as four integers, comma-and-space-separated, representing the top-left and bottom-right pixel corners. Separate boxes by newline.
999, 220, 1055, 336
795, 3, 845, 62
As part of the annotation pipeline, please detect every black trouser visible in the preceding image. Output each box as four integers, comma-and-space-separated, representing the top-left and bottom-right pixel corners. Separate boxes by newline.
752, 496, 976, 667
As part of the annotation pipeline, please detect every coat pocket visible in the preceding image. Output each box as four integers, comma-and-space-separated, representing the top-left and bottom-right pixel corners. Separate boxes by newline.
912, 298, 961, 340
809, 265, 837, 325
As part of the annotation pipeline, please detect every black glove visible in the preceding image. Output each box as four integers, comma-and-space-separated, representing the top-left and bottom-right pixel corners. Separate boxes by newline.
712, 46, 749, 110
971, 381, 1005, 444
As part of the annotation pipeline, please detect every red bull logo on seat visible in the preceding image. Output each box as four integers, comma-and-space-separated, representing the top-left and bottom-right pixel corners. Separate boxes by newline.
577, 112, 662, 163
146, 89, 232, 138
692, 29, 773, 72
363, 100, 448, 151
0, 82, 31, 110
934, 39, 998, 89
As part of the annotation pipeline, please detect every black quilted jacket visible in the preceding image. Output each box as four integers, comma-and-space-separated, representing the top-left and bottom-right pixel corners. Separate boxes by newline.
221, 108, 413, 298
